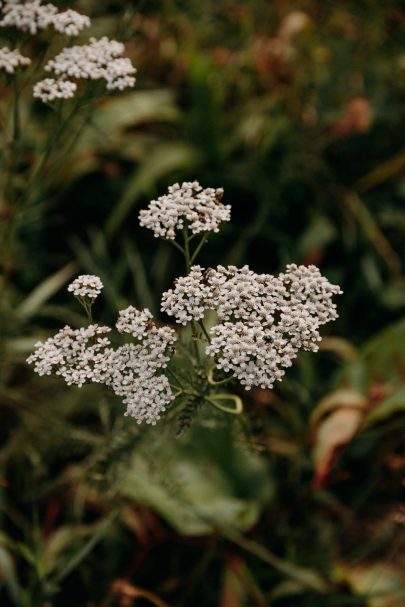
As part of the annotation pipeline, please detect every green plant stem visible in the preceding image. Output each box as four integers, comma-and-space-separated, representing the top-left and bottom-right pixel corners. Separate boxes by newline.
190, 232, 208, 265
181, 226, 204, 365
206, 394, 243, 414
26, 99, 81, 201
183, 226, 191, 272
12, 80, 21, 143
166, 367, 185, 389
222, 530, 332, 594
198, 320, 211, 342
168, 239, 185, 256
207, 367, 233, 385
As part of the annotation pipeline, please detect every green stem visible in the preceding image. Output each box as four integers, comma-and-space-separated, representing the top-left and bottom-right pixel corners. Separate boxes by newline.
206, 394, 243, 415
198, 320, 211, 342
181, 226, 204, 364
222, 530, 332, 594
190, 232, 208, 265
12, 80, 21, 143
183, 226, 191, 272
168, 239, 185, 256
166, 367, 185, 389
207, 367, 233, 385
27, 99, 80, 197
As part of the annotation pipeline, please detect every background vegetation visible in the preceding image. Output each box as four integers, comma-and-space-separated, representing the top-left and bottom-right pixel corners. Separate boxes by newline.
1, 1, 404, 605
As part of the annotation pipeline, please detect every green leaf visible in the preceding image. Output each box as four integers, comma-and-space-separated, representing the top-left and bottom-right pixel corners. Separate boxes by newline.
120, 425, 272, 535
0, 545, 21, 604
362, 387, 405, 428
15, 262, 78, 321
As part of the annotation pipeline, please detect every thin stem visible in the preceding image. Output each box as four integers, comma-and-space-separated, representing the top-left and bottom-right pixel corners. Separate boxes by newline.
27, 99, 81, 196
206, 394, 243, 415
180, 225, 204, 364
190, 232, 208, 265
198, 320, 211, 342
183, 226, 191, 272
168, 239, 185, 256
207, 368, 233, 386
166, 367, 185, 389
222, 530, 332, 594
12, 79, 21, 143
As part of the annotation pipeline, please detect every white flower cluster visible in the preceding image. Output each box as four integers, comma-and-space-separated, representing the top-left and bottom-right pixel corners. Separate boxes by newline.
52, 9, 91, 37
106, 306, 177, 424
0, 1, 90, 36
42, 37, 136, 93
0, 46, 31, 73
28, 281, 177, 425
67, 274, 104, 300
27, 324, 112, 387
33, 78, 77, 102
161, 263, 342, 390
139, 181, 231, 240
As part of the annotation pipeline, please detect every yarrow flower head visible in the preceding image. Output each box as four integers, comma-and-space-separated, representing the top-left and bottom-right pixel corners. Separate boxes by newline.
0, 46, 31, 73
139, 181, 231, 240
27, 324, 112, 387
0, 1, 90, 36
43, 37, 136, 96
161, 263, 342, 390
52, 9, 91, 36
68, 275, 104, 300
27, 300, 177, 425
33, 78, 77, 102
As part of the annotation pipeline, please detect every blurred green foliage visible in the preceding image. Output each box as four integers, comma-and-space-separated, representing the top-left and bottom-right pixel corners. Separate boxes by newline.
0, 0, 404, 605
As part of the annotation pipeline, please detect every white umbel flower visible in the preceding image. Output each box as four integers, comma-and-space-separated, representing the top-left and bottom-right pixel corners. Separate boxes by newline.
33, 78, 77, 102
27, 304, 177, 425
44, 37, 136, 92
67, 275, 104, 300
139, 181, 231, 240
162, 263, 342, 390
116, 306, 154, 339
102, 343, 175, 425
51, 9, 91, 36
0, 1, 90, 36
0, 0, 58, 34
26, 324, 112, 387
0, 46, 31, 73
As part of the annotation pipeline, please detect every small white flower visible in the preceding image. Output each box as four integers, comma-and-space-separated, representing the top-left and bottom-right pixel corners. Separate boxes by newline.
0, 46, 31, 74
139, 181, 231, 240
33, 78, 77, 102
68, 275, 104, 300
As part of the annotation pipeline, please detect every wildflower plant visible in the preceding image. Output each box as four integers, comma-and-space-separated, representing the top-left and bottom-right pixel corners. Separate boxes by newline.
0, 0, 136, 270
28, 180, 343, 427
3, 2, 342, 430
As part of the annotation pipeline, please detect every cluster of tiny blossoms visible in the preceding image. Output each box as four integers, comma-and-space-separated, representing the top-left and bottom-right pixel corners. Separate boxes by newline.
33, 78, 77, 102
139, 181, 231, 240
161, 264, 342, 390
27, 277, 176, 425
0, 1, 90, 36
0, 46, 31, 74
67, 274, 104, 299
0, 3, 136, 103
41, 37, 136, 98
